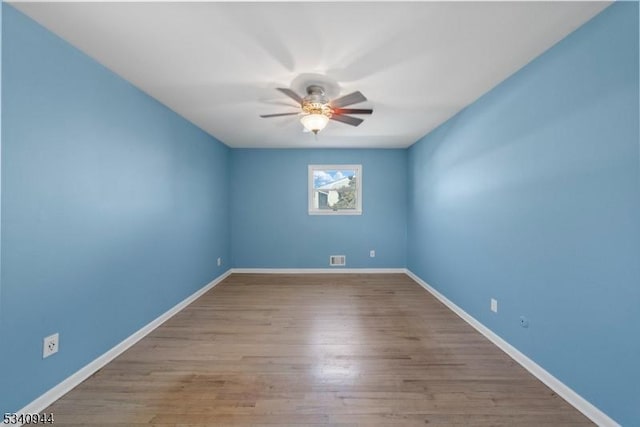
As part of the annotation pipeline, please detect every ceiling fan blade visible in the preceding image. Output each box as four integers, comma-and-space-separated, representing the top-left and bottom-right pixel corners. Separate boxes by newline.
330, 91, 367, 108
260, 112, 299, 118
330, 114, 364, 127
334, 108, 373, 115
276, 88, 303, 104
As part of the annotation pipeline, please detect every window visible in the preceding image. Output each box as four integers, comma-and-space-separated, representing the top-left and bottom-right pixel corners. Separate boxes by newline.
308, 165, 362, 215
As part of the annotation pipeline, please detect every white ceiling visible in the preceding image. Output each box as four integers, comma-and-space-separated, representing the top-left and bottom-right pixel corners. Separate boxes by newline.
12, 1, 610, 149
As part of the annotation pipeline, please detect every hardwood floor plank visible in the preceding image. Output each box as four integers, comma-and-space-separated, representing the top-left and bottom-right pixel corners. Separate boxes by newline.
42, 274, 592, 425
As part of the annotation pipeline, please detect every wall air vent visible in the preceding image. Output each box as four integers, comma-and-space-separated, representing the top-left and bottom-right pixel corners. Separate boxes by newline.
329, 255, 346, 266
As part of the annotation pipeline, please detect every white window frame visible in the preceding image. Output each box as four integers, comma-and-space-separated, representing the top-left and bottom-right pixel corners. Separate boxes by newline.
308, 164, 362, 215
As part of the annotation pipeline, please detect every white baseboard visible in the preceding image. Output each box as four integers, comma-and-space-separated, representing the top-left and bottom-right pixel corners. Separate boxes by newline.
404, 269, 619, 427
231, 268, 406, 274
16, 269, 233, 417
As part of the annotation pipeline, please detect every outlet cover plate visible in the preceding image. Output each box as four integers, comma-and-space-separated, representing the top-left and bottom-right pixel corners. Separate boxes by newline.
43, 333, 59, 358
490, 298, 498, 313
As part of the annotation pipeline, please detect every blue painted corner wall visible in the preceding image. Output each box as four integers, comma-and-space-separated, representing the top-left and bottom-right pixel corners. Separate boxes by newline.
231, 149, 407, 269
407, 3, 639, 425
0, 5, 231, 413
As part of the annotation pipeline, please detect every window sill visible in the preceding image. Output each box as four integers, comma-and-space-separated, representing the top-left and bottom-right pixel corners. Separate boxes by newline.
308, 210, 362, 216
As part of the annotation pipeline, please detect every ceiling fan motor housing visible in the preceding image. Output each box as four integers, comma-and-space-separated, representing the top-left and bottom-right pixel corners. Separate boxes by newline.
302, 85, 332, 117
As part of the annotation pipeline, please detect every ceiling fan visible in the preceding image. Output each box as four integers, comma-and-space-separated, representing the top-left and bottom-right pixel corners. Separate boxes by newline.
260, 85, 373, 134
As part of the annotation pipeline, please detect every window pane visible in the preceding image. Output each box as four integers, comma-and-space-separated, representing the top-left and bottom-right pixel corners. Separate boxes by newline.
312, 169, 357, 210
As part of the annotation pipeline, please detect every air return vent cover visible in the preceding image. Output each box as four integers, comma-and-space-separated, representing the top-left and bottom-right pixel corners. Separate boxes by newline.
329, 255, 346, 266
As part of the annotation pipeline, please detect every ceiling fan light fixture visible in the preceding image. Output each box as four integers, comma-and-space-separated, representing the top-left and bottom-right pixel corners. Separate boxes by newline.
300, 113, 329, 135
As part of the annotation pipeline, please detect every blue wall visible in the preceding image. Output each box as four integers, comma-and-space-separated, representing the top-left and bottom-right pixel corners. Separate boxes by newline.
407, 3, 639, 425
0, 6, 230, 413
0, 1, 3, 339
231, 149, 406, 268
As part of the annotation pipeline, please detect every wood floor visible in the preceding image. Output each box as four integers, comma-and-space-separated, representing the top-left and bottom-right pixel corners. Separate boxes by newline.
44, 274, 592, 426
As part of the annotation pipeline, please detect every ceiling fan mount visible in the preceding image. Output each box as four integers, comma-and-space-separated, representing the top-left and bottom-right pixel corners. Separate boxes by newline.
260, 83, 373, 134
304, 84, 327, 97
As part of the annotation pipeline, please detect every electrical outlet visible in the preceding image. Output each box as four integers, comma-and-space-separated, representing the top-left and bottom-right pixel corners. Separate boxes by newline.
43, 333, 59, 358
370, 250, 376, 258
490, 298, 498, 313
217, 257, 222, 267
